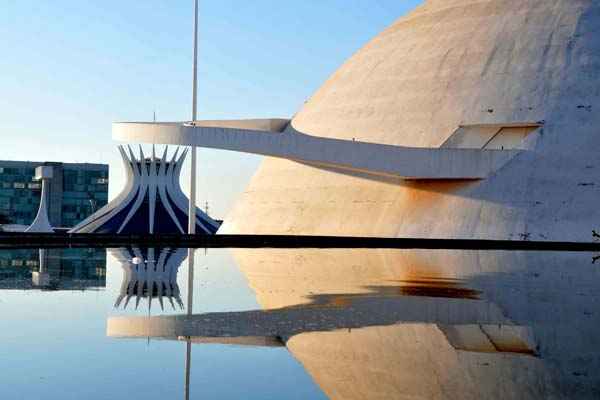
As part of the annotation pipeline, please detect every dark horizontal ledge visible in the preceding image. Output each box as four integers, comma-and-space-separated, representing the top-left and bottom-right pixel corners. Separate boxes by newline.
0, 233, 598, 252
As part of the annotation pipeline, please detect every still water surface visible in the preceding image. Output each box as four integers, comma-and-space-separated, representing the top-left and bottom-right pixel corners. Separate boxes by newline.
1, 247, 599, 399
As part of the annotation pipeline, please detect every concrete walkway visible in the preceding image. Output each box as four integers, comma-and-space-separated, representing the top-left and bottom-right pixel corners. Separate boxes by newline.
113, 120, 521, 180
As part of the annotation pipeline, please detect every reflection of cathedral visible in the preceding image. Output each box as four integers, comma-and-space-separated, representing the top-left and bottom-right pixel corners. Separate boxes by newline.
0, 248, 106, 290
111, 247, 187, 311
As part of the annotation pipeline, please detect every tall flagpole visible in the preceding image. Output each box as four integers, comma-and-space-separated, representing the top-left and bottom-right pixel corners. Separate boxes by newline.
185, 2, 199, 399
188, 0, 198, 235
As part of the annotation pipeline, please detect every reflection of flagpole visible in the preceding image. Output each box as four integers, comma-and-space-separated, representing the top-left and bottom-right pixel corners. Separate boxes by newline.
185, 339, 192, 400
185, 246, 195, 400
185, 244, 195, 400
185, 337, 192, 400
187, 250, 194, 316
184, 248, 194, 400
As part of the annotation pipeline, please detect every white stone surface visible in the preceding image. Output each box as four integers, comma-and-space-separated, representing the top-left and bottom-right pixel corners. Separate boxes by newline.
113, 120, 521, 180
219, 0, 600, 241
26, 167, 53, 233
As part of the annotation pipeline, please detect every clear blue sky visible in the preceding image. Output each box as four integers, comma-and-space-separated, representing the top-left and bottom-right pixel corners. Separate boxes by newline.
0, 0, 421, 218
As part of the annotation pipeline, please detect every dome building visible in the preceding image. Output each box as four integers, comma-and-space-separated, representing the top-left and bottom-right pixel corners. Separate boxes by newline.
218, 0, 600, 241
113, 0, 600, 242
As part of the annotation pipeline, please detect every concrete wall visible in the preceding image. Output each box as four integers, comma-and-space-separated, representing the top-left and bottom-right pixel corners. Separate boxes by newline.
0, 160, 108, 227
113, 121, 522, 180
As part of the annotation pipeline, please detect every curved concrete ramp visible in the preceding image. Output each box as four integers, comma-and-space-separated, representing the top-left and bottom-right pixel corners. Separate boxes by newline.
113, 121, 521, 180
107, 295, 513, 339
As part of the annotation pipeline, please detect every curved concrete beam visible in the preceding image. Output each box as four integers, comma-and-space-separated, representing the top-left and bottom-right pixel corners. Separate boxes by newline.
113, 121, 522, 180
107, 296, 512, 339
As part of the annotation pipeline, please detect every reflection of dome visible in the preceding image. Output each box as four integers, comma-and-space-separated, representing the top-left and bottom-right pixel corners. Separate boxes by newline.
222, 1, 600, 241
230, 248, 600, 399
107, 247, 600, 398
71, 145, 219, 234
111, 247, 187, 310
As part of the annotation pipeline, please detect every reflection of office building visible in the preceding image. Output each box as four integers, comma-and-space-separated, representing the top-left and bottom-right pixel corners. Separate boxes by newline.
0, 160, 108, 227
0, 248, 106, 290
111, 247, 187, 310
71, 146, 218, 234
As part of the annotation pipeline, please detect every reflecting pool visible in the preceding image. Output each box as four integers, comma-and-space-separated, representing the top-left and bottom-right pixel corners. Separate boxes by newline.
1, 247, 600, 399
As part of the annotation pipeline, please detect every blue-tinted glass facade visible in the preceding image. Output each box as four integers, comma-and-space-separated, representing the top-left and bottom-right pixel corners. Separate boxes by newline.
0, 161, 108, 227
0, 248, 106, 290
61, 165, 109, 228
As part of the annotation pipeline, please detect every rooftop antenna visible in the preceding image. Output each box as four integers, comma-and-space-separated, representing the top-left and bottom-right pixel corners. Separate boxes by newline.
153, 110, 156, 123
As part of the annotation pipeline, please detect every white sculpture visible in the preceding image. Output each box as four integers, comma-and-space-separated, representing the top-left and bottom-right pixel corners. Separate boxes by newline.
25, 166, 54, 233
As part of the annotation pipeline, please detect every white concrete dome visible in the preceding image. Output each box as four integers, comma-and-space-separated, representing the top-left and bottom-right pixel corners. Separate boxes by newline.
221, 0, 600, 241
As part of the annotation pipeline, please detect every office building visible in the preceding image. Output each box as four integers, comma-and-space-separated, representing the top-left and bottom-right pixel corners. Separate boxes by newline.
0, 160, 108, 228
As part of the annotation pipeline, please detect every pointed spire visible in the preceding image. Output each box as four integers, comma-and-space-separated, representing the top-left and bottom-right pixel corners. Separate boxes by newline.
114, 293, 126, 308
123, 295, 133, 309
179, 147, 189, 164
148, 285, 153, 313
170, 147, 180, 164
162, 145, 169, 166
127, 144, 136, 162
